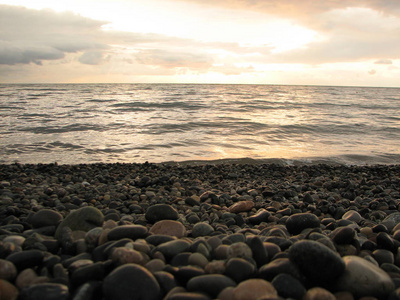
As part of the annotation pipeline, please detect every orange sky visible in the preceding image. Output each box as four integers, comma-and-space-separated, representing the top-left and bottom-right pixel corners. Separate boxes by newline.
0, 0, 399, 86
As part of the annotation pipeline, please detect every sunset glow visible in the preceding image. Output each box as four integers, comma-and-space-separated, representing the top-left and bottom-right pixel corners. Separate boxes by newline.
0, 0, 399, 86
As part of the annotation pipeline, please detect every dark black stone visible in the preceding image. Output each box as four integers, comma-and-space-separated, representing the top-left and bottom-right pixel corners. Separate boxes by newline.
288, 240, 345, 285
187, 274, 236, 298
6, 249, 44, 271
145, 204, 179, 223
107, 225, 148, 241
272, 273, 306, 299
225, 258, 255, 282
19, 283, 69, 300
103, 264, 161, 300
285, 213, 320, 235
246, 235, 269, 267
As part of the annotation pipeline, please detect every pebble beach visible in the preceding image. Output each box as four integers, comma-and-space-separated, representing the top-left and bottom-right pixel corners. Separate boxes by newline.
1, 162, 400, 300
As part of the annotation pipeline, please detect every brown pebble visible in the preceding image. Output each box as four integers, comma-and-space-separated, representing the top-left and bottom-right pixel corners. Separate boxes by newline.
204, 260, 226, 274
217, 286, 235, 300
335, 291, 355, 300
0, 259, 17, 281
149, 220, 186, 238
228, 201, 254, 213
0, 279, 19, 300
233, 279, 278, 300
303, 287, 336, 300
111, 247, 144, 266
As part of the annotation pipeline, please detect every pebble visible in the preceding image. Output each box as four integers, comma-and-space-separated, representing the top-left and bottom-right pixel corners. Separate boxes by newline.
227, 242, 253, 260
150, 220, 186, 238
107, 225, 148, 241
1, 163, 400, 300
28, 209, 63, 228
288, 240, 345, 284
271, 273, 306, 299
228, 201, 254, 213
103, 264, 161, 300
187, 274, 236, 298
342, 210, 363, 223
225, 257, 255, 282
145, 204, 179, 223
334, 255, 395, 298
156, 239, 191, 260
233, 279, 278, 300
191, 222, 214, 237
6, 249, 44, 271
285, 213, 321, 235
19, 283, 69, 300
303, 287, 336, 300
55, 207, 104, 240
0, 279, 19, 300
0, 259, 17, 281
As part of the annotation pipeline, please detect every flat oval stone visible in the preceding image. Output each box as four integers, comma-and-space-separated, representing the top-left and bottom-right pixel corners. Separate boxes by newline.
145, 204, 179, 223
233, 279, 277, 300
19, 283, 69, 300
156, 240, 191, 260
288, 240, 345, 284
150, 220, 186, 238
342, 210, 362, 223
103, 264, 160, 300
334, 255, 395, 298
285, 213, 320, 235
29, 209, 63, 228
228, 201, 254, 213
107, 225, 148, 241
6, 249, 44, 271
167, 292, 211, 300
187, 274, 236, 298
55, 207, 104, 240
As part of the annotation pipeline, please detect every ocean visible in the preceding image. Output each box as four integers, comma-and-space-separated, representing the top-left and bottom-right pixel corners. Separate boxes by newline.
0, 83, 399, 165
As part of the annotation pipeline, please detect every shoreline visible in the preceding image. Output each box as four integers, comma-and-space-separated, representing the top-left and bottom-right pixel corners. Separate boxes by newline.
1, 162, 400, 299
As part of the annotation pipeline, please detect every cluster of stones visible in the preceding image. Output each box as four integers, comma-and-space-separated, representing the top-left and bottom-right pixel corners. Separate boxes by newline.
0, 162, 400, 299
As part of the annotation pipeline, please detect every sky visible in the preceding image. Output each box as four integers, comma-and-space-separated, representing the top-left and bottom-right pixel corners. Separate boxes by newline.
0, 0, 399, 86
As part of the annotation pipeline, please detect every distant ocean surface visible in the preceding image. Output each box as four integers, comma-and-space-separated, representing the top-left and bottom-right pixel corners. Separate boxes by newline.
1, 83, 399, 166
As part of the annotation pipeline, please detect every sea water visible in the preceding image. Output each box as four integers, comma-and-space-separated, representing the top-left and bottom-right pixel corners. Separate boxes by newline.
1, 84, 399, 165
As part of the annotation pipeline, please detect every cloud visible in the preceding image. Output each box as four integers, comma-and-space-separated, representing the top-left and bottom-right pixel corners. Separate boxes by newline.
368, 69, 377, 75
134, 49, 213, 70
0, 5, 108, 65
374, 59, 393, 64
78, 51, 104, 65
